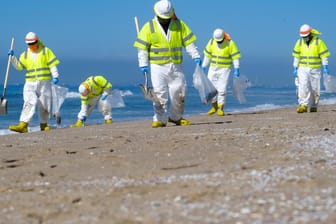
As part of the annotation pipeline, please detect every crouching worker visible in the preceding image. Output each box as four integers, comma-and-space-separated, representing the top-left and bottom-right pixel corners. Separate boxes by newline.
70, 75, 113, 127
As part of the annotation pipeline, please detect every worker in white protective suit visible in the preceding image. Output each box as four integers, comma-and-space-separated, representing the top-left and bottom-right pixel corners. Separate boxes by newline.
201, 28, 241, 116
133, 0, 201, 128
70, 75, 112, 128
293, 24, 330, 113
8, 32, 60, 133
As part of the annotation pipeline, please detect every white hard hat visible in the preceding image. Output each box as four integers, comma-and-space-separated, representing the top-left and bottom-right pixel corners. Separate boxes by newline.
25, 32, 39, 44
78, 82, 90, 96
213, 28, 225, 42
300, 24, 312, 37
154, 0, 174, 19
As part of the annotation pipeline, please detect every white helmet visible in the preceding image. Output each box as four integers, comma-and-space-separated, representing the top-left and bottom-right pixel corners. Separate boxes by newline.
154, 0, 174, 19
300, 24, 312, 37
25, 32, 39, 44
78, 82, 90, 96
213, 28, 225, 42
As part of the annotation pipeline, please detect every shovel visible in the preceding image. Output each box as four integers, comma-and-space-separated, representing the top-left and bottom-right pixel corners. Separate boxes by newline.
139, 71, 160, 103
0, 37, 15, 115
134, 16, 160, 103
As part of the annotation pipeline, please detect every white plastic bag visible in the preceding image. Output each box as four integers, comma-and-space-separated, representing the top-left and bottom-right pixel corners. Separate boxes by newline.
323, 74, 336, 93
98, 90, 125, 112
232, 75, 249, 104
193, 65, 217, 104
51, 84, 68, 122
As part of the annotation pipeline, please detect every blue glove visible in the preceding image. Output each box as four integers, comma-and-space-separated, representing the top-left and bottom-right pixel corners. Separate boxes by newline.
194, 58, 202, 66
202, 67, 207, 73
101, 94, 108, 101
8, 50, 14, 56
140, 66, 149, 75
293, 67, 298, 77
52, 77, 59, 84
81, 116, 87, 122
323, 65, 329, 75
234, 68, 240, 77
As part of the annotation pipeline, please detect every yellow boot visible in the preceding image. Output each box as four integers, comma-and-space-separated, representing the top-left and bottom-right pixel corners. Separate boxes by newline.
40, 123, 50, 131
9, 121, 28, 133
168, 117, 191, 126
207, 102, 218, 115
70, 119, 84, 128
105, 119, 113, 124
296, 104, 307, 113
217, 104, 225, 116
152, 120, 166, 128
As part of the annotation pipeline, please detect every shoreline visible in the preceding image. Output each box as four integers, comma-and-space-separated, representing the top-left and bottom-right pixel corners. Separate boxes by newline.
1, 105, 336, 223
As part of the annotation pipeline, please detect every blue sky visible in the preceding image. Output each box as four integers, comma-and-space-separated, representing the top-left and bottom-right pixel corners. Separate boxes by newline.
0, 0, 335, 87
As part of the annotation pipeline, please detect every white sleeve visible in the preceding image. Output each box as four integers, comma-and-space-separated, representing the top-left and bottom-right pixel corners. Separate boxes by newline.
79, 104, 88, 118
185, 42, 201, 59
10, 56, 21, 70
233, 59, 240, 69
293, 57, 299, 67
201, 56, 210, 67
50, 66, 59, 78
138, 49, 149, 67
322, 57, 328, 66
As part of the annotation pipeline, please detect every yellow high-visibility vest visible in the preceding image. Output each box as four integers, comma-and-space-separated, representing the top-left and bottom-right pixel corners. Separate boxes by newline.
80, 76, 112, 105
18, 44, 60, 82
204, 39, 241, 68
292, 37, 330, 68
134, 18, 197, 64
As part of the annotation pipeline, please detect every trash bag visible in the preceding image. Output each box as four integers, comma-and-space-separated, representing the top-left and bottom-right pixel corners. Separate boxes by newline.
51, 84, 69, 124
232, 75, 249, 104
98, 90, 125, 112
192, 65, 217, 104
323, 74, 336, 93
109, 90, 125, 108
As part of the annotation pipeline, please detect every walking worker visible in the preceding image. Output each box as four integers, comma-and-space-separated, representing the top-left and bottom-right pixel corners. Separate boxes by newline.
70, 75, 112, 128
201, 28, 241, 116
133, 0, 202, 128
8, 32, 60, 133
292, 24, 330, 113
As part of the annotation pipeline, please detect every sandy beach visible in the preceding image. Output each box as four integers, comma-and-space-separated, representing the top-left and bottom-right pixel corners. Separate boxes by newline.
1, 105, 336, 224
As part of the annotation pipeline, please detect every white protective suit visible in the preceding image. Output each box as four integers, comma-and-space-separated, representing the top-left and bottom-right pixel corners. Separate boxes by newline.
137, 28, 200, 123
11, 56, 59, 124
202, 56, 240, 105
294, 57, 328, 107
77, 97, 112, 121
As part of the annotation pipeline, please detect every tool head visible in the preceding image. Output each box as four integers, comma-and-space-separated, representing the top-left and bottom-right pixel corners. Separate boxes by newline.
0, 97, 8, 115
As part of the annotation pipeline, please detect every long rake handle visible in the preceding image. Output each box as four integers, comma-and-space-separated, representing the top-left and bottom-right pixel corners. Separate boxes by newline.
3, 37, 15, 97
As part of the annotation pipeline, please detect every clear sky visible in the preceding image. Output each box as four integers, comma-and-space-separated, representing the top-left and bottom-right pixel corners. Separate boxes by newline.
0, 0, 335, 87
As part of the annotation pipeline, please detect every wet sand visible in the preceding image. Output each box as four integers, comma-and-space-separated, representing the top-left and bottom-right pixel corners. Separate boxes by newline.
1, 105, 336, 223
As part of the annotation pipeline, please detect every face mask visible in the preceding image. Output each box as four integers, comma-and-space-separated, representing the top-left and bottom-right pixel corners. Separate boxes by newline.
303, 35, 312, 43
157, 17, 171, 25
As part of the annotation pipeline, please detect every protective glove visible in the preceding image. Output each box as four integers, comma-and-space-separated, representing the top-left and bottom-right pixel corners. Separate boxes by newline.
81, 116, 87, 122
323, 65, 329, 75
202, 67, 207, 73
8, 50, 14, 56
233, 68, 240, 77
140, 66, 149, 75
52, 77, 59, 84
101, 93, 108, 101
293, 67, 298, 77
194, 58, 202, 66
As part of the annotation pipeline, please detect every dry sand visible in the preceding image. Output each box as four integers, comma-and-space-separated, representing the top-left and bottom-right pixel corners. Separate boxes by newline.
1, 105, 336, 224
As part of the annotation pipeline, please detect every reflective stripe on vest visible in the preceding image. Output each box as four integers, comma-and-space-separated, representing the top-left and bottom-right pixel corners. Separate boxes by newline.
147, 19, 184, 64
293, 37, 330, 68
20, 47, 59, 82
204, 38, 241, 68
